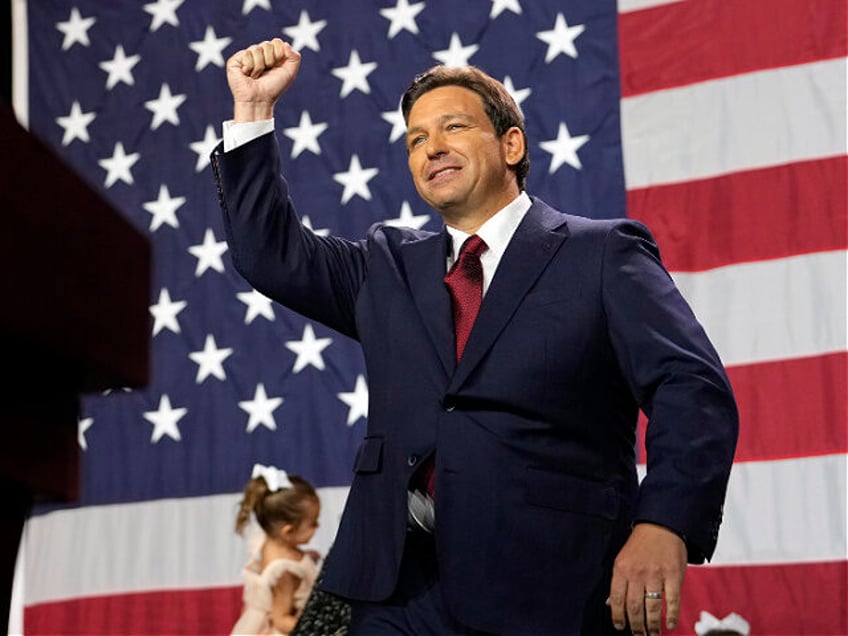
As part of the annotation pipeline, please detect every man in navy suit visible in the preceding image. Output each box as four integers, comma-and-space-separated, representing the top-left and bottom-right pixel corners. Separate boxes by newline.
212, 38, 738, 636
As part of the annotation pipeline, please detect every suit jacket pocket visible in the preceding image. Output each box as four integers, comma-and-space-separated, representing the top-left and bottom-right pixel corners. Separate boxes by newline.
354, 436, 383, 474
524, 467, 620, 520
520, 288, 579, 310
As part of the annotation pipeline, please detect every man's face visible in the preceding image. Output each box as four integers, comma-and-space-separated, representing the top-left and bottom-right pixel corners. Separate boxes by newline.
406, 85, 519, 227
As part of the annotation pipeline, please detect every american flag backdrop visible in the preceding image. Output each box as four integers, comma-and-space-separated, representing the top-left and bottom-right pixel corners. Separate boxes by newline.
10, 0, 847, 634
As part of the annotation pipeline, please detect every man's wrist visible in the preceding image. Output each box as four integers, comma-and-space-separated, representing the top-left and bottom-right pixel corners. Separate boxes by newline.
233, 101, 276, 123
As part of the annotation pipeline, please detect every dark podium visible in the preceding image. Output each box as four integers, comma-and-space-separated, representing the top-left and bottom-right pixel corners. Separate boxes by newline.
0, 103, 151, 633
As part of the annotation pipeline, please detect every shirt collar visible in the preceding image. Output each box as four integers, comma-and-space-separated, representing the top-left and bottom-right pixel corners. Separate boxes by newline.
445, 191, 532, 260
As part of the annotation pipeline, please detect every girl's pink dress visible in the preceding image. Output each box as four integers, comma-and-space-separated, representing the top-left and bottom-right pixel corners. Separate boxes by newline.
231, 550, 318, 635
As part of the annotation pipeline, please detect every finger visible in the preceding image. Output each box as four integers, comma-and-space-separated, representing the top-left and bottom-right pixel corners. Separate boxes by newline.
244, 42, 270, 79
664, 578, 682, 630
235, 46, 256, 78
271, 37, 285, 62
258, 40, 277, 71
248, 44, 267, 79
281, 40, 302, 72
626, 586, 647, 636
644, 594, 663, 636
229, 49, 253, 76
607, 575, 628, 631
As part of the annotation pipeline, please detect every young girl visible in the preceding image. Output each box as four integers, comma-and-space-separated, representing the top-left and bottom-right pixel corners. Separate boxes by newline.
231, 464, 321, 636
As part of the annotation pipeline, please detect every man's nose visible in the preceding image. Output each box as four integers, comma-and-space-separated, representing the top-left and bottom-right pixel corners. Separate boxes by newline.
425, 131, 447, 158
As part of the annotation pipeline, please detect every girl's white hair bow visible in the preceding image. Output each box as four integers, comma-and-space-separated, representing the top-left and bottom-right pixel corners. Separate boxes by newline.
251, 463, 294, 492
694, 611, 750, 636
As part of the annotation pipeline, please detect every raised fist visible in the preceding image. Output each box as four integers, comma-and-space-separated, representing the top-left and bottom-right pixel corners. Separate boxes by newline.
226, 38, 301, 122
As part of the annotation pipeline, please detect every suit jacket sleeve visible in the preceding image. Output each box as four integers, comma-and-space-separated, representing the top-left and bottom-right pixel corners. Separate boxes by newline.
601, 220, 739, 563
211, 132, 367, 339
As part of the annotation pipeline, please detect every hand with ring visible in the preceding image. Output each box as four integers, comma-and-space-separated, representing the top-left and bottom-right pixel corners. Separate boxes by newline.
606, 523, 687, 635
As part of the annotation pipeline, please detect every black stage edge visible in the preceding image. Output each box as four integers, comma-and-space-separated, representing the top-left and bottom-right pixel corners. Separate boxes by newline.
2, 1, 11, 105
0, 104, 152, 635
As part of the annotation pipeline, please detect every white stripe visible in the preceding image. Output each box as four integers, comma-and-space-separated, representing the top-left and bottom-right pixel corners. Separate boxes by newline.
711, 454, 848, 566
621, 58, 848, 189
22, 452, 848, 605
670, 250, 847, 367
11, 0, 29, 128
636, 454, 847, 565
19, 486, 349, 606
617, 0, 686, 14
9, 533, 25, 636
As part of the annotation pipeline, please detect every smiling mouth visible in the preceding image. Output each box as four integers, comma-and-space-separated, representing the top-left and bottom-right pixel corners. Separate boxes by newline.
428, 167, 460, 181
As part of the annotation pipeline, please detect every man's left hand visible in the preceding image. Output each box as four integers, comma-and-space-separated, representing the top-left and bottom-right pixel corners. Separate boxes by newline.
606, 522, 687, 636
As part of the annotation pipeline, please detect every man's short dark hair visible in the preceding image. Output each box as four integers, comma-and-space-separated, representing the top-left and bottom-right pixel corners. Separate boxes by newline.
400, 65, 530, 191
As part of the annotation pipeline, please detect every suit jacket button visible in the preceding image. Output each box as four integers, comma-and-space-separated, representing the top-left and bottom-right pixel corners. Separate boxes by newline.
408, 454, 419, 466
443, 400, 455, 412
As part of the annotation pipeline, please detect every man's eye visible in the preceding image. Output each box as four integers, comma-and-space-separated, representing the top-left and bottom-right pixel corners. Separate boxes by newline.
447, 123, 464, 131
410, 136, 425, 147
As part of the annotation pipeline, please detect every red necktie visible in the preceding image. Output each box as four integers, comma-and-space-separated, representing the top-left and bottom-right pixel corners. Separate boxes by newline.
444, 234, 487, 361
417, 235, 488, 500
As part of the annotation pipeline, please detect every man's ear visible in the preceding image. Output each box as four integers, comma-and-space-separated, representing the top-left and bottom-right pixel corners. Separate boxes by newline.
502, 126, 525, 168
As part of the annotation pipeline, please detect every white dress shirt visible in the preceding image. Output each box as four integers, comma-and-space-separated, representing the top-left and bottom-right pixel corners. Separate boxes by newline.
444, 192, 532, 296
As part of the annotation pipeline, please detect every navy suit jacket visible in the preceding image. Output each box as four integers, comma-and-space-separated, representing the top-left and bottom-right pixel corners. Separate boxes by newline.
212, 133, 738, 635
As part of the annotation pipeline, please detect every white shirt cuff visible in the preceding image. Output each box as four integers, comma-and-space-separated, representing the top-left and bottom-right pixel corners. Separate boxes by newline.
222, 118, 275, 152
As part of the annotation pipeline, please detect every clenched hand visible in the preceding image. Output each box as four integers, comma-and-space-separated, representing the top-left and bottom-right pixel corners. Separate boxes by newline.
226, 38, 301, 122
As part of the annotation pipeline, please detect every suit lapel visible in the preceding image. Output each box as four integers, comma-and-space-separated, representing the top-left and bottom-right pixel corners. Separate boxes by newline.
448, 199, 569, 392
401, 230, 456, 375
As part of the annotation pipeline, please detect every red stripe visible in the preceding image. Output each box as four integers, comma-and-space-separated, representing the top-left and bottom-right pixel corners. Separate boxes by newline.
670, 560, 847, 636
618, 0, 848, 97
627, 156, 848, 272
24, 563, 848, 636
24, 586, 242, 635
728, 353, 848, 462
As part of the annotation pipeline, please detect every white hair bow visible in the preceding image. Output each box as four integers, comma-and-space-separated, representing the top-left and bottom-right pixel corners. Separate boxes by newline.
694, 611, 751, 636
251, 463, 294, 492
